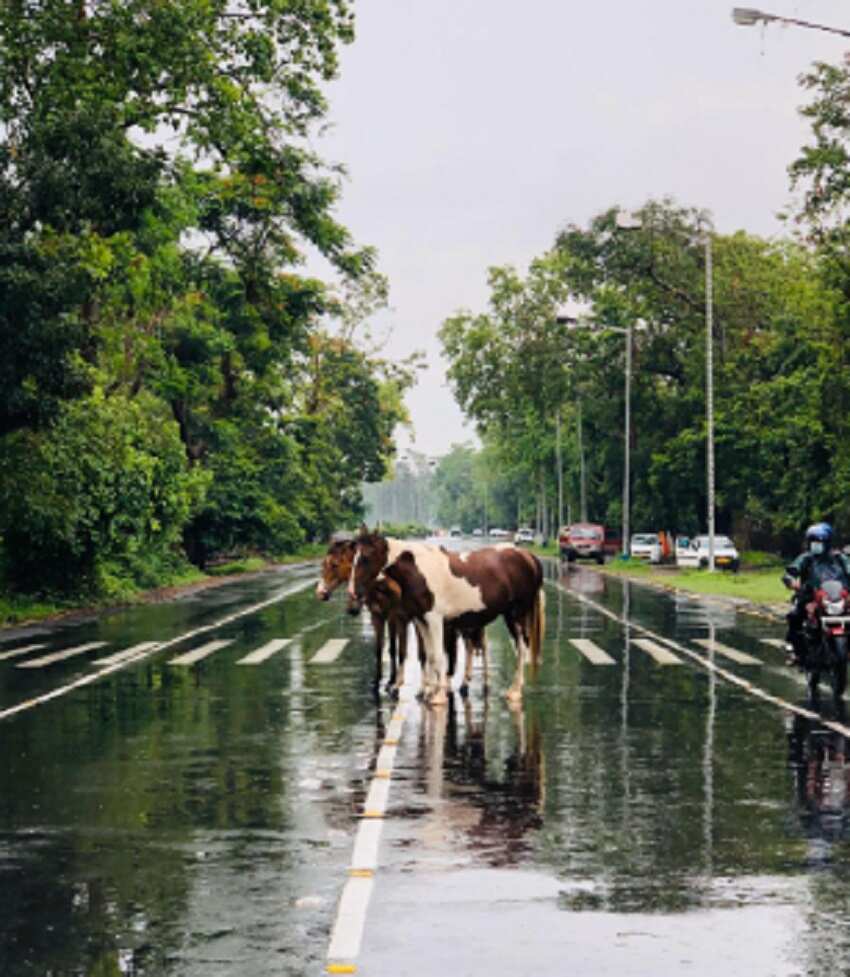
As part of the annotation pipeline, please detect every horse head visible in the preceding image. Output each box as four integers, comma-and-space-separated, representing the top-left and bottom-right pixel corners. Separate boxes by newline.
316, 539, 356, 601
348, 531, 389, 607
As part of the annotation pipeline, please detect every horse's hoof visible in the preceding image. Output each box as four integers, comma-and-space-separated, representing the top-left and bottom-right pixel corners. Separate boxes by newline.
415, 690, 425, 702
459, 683, 469, 699
390, 687, 400, 701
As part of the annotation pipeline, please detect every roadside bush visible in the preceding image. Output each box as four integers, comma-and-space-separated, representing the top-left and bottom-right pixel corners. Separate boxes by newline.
0, 391, 206, 596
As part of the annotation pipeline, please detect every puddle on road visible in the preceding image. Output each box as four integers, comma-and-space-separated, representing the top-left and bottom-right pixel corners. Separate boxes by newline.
3, 560, 850, 975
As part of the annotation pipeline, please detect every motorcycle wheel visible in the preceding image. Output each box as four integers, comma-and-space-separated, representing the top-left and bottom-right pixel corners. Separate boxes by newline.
831, 635, 848, 700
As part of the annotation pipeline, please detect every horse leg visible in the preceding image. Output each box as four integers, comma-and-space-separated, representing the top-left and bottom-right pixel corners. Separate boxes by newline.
503, 610, 527, 704
386, 618, 398, 693
460, 634, 475, 697
481, 632, 490, 695
421, 611, 448, 706
372, 612, 385, 691
394, 621, 409, 695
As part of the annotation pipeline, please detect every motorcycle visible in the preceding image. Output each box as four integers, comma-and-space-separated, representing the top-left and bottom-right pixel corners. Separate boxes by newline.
801, 579, 850, 700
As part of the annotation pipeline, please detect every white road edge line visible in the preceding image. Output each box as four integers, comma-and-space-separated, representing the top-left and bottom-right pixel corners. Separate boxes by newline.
0, 576, 315, 723
552, 580, 837, 732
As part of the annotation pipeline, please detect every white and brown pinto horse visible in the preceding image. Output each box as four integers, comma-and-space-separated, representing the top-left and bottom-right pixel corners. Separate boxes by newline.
316, 539, 482, 694
349, 534, 545, 705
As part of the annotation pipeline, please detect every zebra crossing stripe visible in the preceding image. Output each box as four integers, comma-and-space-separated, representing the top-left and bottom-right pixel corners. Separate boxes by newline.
168, 639, 233, 666
0, 644, 45, 662
569, 638, 616, 665
17, 642, 109, 669
236, 638, 291, 665
693, 638, 761, 665
761, 638, 786, 651
631, 638, 681, 665
92, 643, 159, 667
311, 639, 349, 664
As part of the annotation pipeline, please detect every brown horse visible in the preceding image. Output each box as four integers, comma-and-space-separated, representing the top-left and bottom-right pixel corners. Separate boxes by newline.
317, 539, 412, 693
349, 534, 544, 705
318, 539, 487, 695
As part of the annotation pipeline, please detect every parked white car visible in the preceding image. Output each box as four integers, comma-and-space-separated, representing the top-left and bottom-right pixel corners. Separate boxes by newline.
630, 533, 661, 564
676, 534, 740, 571
514, 527, 534, 544
489, 528, 510, 538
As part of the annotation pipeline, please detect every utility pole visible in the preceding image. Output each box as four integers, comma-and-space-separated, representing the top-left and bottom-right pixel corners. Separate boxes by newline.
555, 408, 564, 530
706, 231, 716, 572
623, 322, 632, 557
578, 401, 588, 522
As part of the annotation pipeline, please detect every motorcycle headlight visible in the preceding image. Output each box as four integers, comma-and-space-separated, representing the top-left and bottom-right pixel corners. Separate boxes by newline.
826, 600, 846, 616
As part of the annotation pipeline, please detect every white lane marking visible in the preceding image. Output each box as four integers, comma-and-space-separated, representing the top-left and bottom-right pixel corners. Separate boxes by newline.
236, 638, 291, 665
569, 638, 616, 665
632, 638, 681, 665
553, 580, 847, 733
168, 639, 233, 666
761, 638, 786, 650
0, 644, 45, 662
694, 638, 761, 665
0, 575, 316, 723
327, 875, 374, 961
374, 744, 397, 775
350, 819, 384, 872
17, 642, 108, 669
92, 643, 159, 667
326, 665, 415, 971
311, 639, 349, 664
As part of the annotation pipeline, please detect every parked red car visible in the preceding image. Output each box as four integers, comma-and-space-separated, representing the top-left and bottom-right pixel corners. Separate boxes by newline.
559, 523, 622, 564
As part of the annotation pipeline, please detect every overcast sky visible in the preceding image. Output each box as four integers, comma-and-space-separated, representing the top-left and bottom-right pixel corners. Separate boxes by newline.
316, 1, 849, 458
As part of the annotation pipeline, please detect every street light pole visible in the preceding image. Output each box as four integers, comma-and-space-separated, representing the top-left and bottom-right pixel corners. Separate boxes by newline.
623, 321, 632, 558
705, 231, 716, 573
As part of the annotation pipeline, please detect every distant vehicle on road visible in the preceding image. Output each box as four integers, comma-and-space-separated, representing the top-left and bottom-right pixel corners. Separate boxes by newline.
630, 532, 662, 564
489, 527, 510, 539
676, 534, 740, 571
472, 528, 483, 537
559, 523, 621, 564
514, 527, 534, 544
449, 526, 463, 538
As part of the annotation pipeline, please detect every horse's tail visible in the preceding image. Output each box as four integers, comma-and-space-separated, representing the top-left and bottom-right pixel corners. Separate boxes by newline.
529, 585, 545, 670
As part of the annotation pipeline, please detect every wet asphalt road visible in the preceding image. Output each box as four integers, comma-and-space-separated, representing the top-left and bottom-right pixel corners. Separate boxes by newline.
1, 550, 850, 976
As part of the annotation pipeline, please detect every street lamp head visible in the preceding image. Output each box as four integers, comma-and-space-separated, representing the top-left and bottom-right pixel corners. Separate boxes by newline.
615, 209, 642, 232
731, 8, 772, 27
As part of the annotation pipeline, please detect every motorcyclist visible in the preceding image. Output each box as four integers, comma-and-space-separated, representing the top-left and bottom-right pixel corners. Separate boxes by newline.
783, 523, 850, 667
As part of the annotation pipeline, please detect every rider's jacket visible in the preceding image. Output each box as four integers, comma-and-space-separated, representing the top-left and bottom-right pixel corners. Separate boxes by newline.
784, 551, 850, 597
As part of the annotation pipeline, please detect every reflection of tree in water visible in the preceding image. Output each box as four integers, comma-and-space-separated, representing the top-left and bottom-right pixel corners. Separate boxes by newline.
410, 695, 544, 867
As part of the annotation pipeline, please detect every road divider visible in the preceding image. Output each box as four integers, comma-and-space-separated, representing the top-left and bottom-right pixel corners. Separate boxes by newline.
325, 672, 415, 973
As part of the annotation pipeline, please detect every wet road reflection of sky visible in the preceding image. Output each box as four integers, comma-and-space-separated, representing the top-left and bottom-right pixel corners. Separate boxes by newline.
2, 558, 850, 975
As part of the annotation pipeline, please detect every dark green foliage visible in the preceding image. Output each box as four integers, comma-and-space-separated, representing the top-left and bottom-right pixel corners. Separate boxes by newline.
0, 393, 203, 596
0, 1, 413, 598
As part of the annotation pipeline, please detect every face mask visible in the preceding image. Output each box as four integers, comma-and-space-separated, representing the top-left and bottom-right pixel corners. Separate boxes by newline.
810, 541, 825, 556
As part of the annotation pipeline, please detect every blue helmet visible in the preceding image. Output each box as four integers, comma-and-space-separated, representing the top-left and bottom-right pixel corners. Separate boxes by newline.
805, 522, 834, 547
